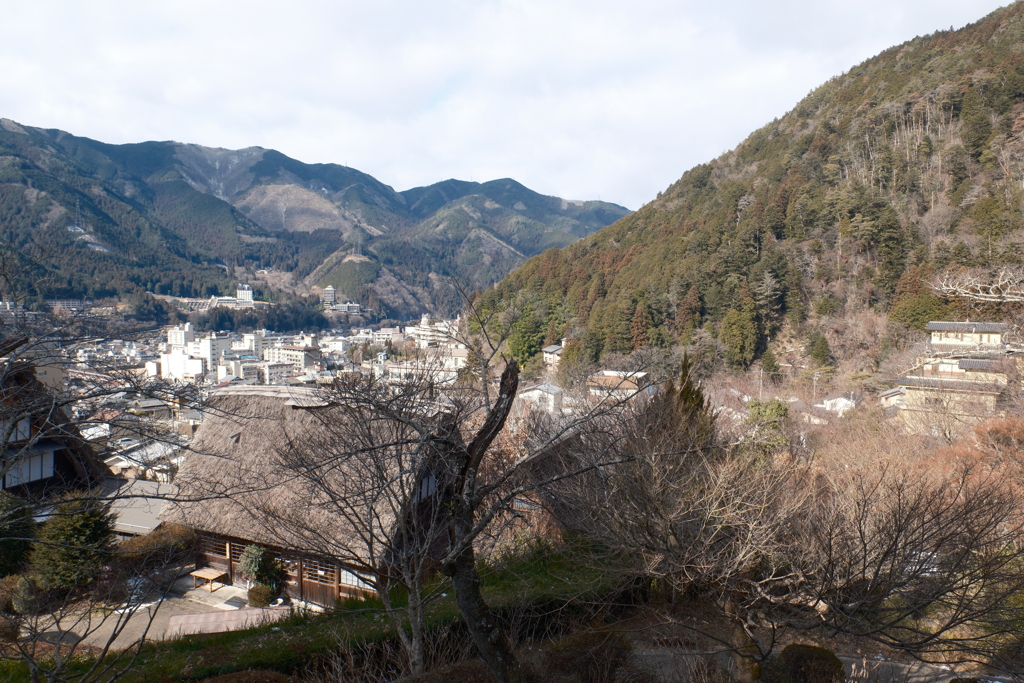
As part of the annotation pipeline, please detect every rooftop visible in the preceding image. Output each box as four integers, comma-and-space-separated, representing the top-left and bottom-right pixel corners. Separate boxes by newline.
926, 321, 1007, 333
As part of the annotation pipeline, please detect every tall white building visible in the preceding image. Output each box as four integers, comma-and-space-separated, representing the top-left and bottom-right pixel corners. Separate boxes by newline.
322, 285, 336, 305
186, 334, 233, 365
159, 349, 206, 382
167, 323, 195, 349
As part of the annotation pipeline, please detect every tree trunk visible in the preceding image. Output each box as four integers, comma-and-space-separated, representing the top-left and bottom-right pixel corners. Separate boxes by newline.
447, 544, 534, 683
725, 598, 762, 683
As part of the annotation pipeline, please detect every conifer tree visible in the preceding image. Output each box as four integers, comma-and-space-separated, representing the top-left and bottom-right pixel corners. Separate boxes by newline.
675, 285, 702, 337
0, 492, 35, 577
808, 334, 833, 367
760, 346, 781, 384
630, 302, 650, 350
31, 497, 115, 590
721, 309, 757, 369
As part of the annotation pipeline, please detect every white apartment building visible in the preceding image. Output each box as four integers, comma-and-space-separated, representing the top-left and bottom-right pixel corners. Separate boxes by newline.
373, 327, 404, 345
159, 349, 205, 382
167, 323, 196, 349
258, 362, 293, 384
406, 315, 460, 348
263, 345, 321, 374
236, 283, 254, 305
186, 334, 234, 365
217, 360, 262, 383
231, 330, 268, 357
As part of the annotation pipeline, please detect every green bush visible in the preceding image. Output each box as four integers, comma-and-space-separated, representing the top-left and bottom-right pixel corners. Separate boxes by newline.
0, 575, 17, 613
0, 492, 35, 577
541, 631, 633, 683
238, 545, 284, 592
31, 496, 115, 590
247, 584, 274, 608
11, 576, 40, 616
781, 644, 845, 683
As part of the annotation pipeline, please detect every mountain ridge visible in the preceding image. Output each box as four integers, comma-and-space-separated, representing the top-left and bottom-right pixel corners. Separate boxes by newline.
487, 3, 1024, 374
0, 121, 629, 317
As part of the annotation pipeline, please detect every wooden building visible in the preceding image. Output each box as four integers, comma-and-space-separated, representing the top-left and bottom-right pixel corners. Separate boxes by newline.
1, 335, 104, 495
164, 385, 411, 607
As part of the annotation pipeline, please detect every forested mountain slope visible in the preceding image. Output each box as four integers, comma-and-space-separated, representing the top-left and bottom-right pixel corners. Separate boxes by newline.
0, 121, 627, 317
489, 3, 1024, 370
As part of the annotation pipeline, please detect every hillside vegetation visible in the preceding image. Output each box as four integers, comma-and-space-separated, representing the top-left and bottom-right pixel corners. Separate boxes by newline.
490, 3, 1024, 371
0, 122, 627, 317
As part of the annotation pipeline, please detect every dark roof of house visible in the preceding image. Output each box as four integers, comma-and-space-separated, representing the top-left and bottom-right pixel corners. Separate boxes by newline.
958, 358, 1003, 372
926, 322, 1007, 333
900, 377, 1004, 393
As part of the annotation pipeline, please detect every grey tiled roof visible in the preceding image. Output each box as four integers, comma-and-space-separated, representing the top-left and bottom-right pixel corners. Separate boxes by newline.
926, 321, 1007, 333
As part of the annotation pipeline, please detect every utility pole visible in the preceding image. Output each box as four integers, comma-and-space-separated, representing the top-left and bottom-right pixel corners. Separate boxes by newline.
813, 371, 820, 404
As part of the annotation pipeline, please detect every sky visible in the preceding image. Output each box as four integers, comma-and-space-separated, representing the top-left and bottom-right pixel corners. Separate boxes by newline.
0, 1, 1013, 209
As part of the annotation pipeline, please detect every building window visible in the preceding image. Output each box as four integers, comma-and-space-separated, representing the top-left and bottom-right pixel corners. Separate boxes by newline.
199, 536, 228, 558
1, 418, 30, 443
340, 569, 372, 589
4, 449, 54, 486
302, 559, 336, 585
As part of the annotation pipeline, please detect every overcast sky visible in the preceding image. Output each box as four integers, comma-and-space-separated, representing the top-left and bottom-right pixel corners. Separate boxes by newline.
0, 1, 1013, 209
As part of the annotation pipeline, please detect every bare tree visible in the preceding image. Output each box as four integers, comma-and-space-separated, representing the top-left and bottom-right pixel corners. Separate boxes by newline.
932, 265, 1024, 303
0, 247, 202, 682
551, 364, 1024, 681
225, 283, 662, 683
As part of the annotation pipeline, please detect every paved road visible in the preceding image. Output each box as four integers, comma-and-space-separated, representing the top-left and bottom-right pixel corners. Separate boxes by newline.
74, 595, 220, 650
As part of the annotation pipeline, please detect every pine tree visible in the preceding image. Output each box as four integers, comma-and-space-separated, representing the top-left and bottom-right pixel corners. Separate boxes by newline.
0, 492, 35, 576
31, 497, 115, 590
961, 88, 992, 159
721, 309, 757, 369
675, 285, 702, 337
760, 346, 781, 384
808, 334, 833, 367
630, 302, 650, 350
543, 317, 559, 347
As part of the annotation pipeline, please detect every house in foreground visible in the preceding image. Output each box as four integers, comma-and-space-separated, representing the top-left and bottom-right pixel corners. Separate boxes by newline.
163, 385, 405, 606
1, 336, 104, 494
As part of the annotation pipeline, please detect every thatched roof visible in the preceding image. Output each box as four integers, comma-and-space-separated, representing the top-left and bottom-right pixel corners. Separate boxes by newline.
161, 385, 392, 562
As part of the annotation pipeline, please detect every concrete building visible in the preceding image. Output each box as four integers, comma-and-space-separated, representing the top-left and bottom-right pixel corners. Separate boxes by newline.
187, 334, 234, 366
322, 285, 336, 305
542, 343, 564, 368
159, 349, 206, 382
236, 283, 254, 306
263, 345, 321, 374
257, 362, 293, 385
167, 323, 196, 349
406, 315, 460, 348
519, 383, 563, 414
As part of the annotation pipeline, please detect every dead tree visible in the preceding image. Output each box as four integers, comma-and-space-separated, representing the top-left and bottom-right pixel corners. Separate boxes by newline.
244, 284, 661, 683
933, 266, 1024, 303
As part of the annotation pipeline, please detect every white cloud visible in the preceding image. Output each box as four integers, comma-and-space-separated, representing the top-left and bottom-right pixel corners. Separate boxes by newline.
0, 0, 1012, 208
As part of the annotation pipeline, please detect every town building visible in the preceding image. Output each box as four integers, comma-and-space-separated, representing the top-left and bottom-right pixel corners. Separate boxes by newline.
519, 383, 564, 414
927, 321, 1006, 351
896, 321, 1017, 437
